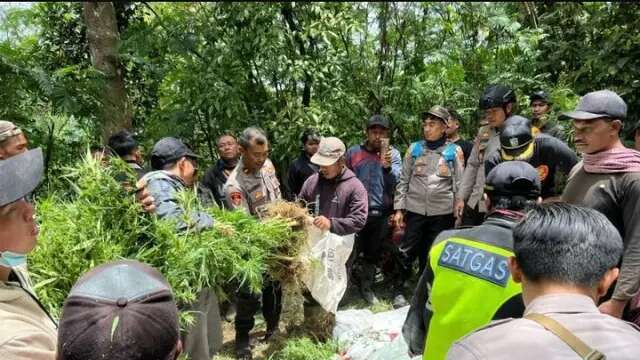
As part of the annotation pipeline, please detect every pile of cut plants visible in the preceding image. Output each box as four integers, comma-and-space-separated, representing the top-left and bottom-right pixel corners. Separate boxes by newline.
29, 154, 310, 325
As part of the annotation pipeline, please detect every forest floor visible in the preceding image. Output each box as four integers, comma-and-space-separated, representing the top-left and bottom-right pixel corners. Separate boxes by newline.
212, 266, 415, 360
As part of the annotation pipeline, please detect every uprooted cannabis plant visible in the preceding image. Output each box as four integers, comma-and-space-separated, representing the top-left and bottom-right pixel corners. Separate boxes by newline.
29, 154, 305, 321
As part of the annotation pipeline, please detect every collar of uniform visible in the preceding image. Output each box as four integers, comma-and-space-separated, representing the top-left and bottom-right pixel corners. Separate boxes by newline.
0, 273, 26, 302
239, 159, 262, 177
482, 211, 522, 229
524, 293, 599, 316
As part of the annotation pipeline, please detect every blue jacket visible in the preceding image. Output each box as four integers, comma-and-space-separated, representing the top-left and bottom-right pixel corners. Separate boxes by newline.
142, 170, 214, 233
345, 144, 402, 213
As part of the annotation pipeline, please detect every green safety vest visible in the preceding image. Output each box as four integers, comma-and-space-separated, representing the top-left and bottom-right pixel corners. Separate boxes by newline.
423, 237, 522, 360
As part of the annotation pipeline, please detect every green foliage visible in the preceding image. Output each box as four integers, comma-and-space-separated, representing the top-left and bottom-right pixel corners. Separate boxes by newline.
268, 337, 342, 360
1, 2, 639, 188
30, 154, 298, 321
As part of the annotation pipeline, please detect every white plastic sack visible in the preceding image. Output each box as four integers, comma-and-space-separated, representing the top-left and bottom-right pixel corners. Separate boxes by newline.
301, 226, 355, 314
333, 306, 421, 360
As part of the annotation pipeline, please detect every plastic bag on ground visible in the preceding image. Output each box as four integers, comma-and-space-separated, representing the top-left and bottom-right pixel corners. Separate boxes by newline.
333, 306, 421, 360
301, 226, 355, 314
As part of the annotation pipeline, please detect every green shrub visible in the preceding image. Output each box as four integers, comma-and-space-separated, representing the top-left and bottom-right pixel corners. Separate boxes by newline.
30, 154, 299, 325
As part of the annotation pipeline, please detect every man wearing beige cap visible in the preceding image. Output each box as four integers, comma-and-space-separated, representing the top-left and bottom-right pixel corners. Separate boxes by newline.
298, 136, 368, 340
0, 121, 28, 160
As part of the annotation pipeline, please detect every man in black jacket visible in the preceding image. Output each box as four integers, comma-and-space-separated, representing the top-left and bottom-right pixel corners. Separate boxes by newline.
287, 129, 320, 200
202, 133, 240, 208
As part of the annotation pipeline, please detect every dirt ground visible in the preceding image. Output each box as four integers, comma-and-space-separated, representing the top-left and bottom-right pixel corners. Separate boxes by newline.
212, 266, 416, 360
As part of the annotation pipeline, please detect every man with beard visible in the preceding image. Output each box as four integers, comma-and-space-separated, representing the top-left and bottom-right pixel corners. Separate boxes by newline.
561, 90, 640, 320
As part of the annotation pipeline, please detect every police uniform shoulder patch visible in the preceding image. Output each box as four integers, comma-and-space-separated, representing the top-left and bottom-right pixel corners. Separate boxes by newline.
537, 165, 549, 182
229, 189, 243, 206
438, 241, 510, 287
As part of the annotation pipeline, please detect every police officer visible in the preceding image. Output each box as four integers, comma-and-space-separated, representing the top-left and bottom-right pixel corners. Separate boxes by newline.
485, 115, 578, 200
393, 105, 464, 302
529, 90, 565, 140
455, 84, 517, 226
403, 161, 541, 360
448, 204, 640, 360
223, 127, 282, 360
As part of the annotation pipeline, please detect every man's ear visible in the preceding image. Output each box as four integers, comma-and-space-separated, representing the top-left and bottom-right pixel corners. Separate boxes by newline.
505, 103, 514, 115
611, 119, 623, 134
596, 267, 619, 299
483, 193, 491, 210
508, 256, 523, 284
536, 196, 542, 204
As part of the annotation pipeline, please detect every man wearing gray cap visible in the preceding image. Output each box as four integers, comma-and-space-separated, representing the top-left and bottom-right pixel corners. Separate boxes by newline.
0, 148, 57, 359
0, 120, 28, 160
561, 90, 640, 320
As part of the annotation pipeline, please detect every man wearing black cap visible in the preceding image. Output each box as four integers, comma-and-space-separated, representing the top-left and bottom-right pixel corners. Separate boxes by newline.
0, 148, 57, 360
142, 137, 213, 232
485, 115, 577, 200
403, 161, 541, 360
107, 129, 146, 180
529, 90, 565, 141
393, 105, 464, 306
57, 260, 182, 360
455, 84, 517, 226
0, 120, 28, 160
141, 137, 221, 360
561, 90, 640, 320
345, 114, 402, 304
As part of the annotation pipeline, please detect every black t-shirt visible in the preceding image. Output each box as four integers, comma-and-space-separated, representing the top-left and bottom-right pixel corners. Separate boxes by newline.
485, 134, 578, 198
562, 166, 640, 301
287, 152, 318, 200
455, 138, 474, 167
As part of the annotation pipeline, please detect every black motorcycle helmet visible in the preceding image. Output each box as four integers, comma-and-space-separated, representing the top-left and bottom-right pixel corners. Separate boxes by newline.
479, 84, 517, 110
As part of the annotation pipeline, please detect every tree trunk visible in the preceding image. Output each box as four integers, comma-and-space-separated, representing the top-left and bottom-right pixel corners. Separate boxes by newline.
83, 2, 132, 142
